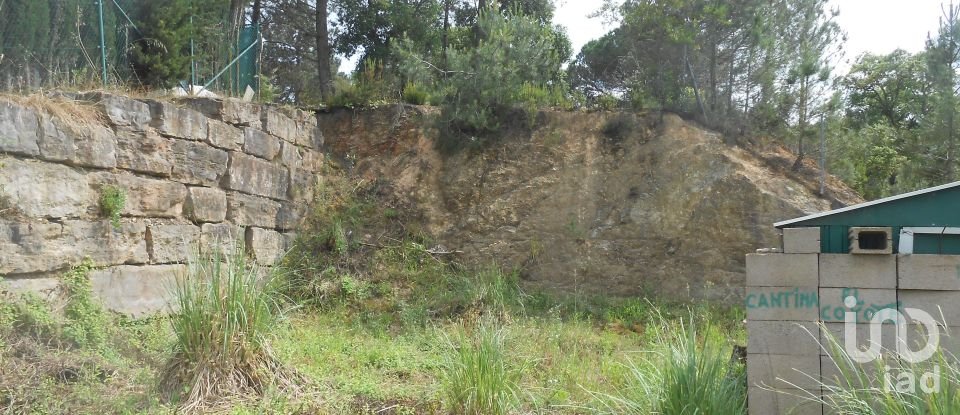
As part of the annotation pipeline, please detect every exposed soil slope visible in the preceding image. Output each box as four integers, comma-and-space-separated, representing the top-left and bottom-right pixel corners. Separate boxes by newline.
321, 106, 860, 301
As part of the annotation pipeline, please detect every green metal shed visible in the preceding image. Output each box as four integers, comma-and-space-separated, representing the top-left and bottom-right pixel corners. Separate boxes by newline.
774, 181, 960, 255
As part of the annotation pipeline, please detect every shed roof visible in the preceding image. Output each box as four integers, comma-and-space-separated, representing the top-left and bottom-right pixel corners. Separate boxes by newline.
774, 181, 960, 228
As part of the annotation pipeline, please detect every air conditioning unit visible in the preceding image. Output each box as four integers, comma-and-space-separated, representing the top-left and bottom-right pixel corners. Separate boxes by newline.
848, 227, 893, 254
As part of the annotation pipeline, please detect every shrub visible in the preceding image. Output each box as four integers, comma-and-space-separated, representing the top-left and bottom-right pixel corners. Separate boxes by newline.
402, 82, 430, 105
160, 245, 293, 412
440, 324, 525, 415
99, 185, 126, 229
601, 113, 638, 146
60, 259, 109, 349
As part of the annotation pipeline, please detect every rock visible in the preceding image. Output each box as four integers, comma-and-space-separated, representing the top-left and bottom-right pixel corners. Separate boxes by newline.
184, 187, 227, 223
206, 119, 243, 151
242, 127, 280, 160
292, 110, 323, 148
37, 114, 76, 162
115, 130, 172, 176
200, 222, 244, 257
262, 108, 298, 142
245, 227, 284, 265
0, 101, 40, 156
1, 275, 61, 297
0, 219, 148, 275
84, 93, 151, 131
0, 157, 96, 219
73, 124, 117, 169
89, 264, 185, 317
145, 100, 208, 140
282, 232, 297, 251
301, 147, 325, 171
288, 167, 317, 202
224, 152, 290, 200
170, 139, 229, 186
279, 141, 303, 168
147, 223, 200, 263
91, 172, 187, 218
177, 97, 260, 128
276, 202, 305, 230
226, 192, 280, 228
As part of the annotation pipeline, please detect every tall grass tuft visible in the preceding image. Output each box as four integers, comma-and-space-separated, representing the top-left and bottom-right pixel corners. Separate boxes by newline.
159, 245, 294, 413
593, 318, 746, 414
440, 323, 526, 415
815, 324, 960, 414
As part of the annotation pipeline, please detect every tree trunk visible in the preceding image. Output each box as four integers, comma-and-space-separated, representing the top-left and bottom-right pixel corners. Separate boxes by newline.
316, 0, 332, 101
442, 0, 450, 71
252, 0, 262, 27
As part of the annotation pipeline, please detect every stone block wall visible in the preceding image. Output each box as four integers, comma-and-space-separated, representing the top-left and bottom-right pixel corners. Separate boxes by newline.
0, 93, 324, 316
746, 228, 960, 414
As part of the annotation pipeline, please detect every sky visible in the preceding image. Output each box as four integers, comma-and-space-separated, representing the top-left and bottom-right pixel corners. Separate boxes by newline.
340, 0, 949, 73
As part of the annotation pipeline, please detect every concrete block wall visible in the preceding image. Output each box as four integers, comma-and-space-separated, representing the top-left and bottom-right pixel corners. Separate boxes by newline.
747, 228, 960, 414
0, 93, 325, 316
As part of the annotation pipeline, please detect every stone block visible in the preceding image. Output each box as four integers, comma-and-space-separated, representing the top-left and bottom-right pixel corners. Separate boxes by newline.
282, 232, 297, 251
746, 286, 820, 321
0, 157, 96, 219
820, 354, 885, 390
276, 202, 305, 231
1, 275, 61, 297
170, 139, 229, 186
92, 172, 187, 218
818, 288, 896, 323
72, 124, 117, 169
147, 223, 200, 263
898, 254, 960, 290
820, 322, 897, 357
145, 100, 208, 140
224, 152, 290, 200
242, 127, 280, 160
301, 147, 325, 171
89, 264, 185, 317
262, 108, 298, 142
748, 353, 821, 389
200, 223, 244, 257
0, 219, 149, 275
37, 114, 75, 162
783, 227, 821, 254
288, 167, 317, 202
747, 321, 821, 356
184, 187, 227, 223
222, 99, 261, 128
292, 111, 322, 148
115, 130, 173, 176
206, 119, 243, 151
748, 387, 822, 415
279, 141, 303, 168
0, 101, 40, 156
226, 192, 280, 228
899, 290, 960, 327
746, 253, 819, 287
819, 254, 896, 289
245, 227, 285, 265
85, 93, 151, 130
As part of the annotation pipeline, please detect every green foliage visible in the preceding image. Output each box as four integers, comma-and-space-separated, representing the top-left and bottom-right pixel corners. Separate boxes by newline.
397, 8, 571, 140
440, 324, 526, 415
99, 185, 126, 229
327, 59, 395, 108
402, 82, 431, 105
160, 246, 288, 410
60, 259, 109, 349
130, 0, 193, 87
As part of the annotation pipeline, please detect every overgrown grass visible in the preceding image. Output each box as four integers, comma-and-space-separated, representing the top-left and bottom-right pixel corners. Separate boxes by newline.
439, 322, 528, 415
99, 185, 126, 229
159, 246, 295, 413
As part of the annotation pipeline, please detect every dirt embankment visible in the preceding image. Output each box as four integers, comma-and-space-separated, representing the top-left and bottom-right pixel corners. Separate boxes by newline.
318, 106, 861, 301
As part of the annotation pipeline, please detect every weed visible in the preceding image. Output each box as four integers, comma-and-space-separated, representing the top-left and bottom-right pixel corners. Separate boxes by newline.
440, 323, 526, 415
592, 318, 746, 414
160, 246, 295, 412
60, 259, 109, 349
99, 185, 126, 229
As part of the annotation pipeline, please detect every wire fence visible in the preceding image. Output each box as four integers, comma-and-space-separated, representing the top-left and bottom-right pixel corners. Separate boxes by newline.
0, 0, 260, 97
